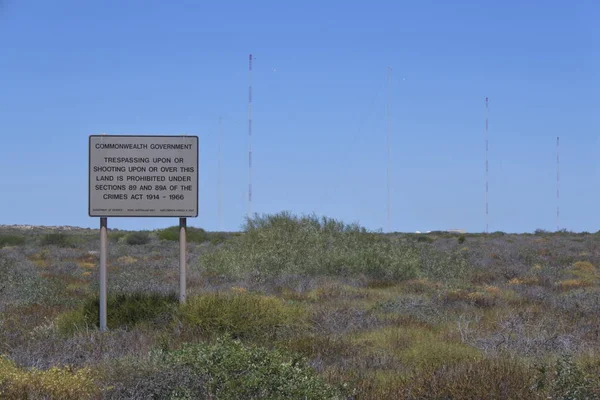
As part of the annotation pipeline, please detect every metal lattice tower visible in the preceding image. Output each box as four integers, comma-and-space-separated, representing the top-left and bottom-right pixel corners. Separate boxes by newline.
557, 136, 560, 231
386, 67, 392, 232
485, 97, 489, 234
248, 54, 253, 218
218, 117, 223, 231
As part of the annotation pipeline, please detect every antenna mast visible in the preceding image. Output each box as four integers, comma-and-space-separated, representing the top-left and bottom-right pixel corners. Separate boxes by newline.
248, 54, 253, 219
485, 97, 489, 234
218, 117, 223, 231
386, 67, 392, 232
557, 136, 560, 231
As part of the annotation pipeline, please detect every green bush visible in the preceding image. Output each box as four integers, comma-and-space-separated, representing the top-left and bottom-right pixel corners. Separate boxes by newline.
124, 231, 151, 245
157, 226, 182, 241
534, 355, 600, 399
458, 235, 466, 244
108, 230, 128, 242
41, 233, 77, 248
101, 338, 341, 399
158, 226, 214, 243
77, 292, 178, 330
55, 309, 93, 336
0, 235, 26, 247
161, 338, 342, 400
208, 232, 228, 245
177, 292, 308, 342
200, 212, 420, 281
416, 235, 433, 243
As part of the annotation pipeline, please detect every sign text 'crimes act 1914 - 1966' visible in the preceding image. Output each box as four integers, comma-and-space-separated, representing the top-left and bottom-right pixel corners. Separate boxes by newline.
89, 135, 198, 217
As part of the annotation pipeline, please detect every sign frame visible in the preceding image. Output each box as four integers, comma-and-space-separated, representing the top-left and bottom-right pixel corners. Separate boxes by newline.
88, 134, 199, 218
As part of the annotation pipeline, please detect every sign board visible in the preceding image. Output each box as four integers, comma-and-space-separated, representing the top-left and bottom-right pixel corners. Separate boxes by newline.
89, 135, 198, 217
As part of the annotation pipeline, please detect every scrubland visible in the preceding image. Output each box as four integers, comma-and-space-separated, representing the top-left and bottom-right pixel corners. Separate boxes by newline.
1, 214, 600, 399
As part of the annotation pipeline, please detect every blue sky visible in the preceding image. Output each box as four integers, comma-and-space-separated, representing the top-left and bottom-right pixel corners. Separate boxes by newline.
1, 0, 598, 233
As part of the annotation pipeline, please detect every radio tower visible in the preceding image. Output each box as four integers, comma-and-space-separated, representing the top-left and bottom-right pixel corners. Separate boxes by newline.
218, 117, 223, 231
485, 97, 489, 234
557, 136, 560, 231
248, 54, 253, 219
386, 67, 392, 233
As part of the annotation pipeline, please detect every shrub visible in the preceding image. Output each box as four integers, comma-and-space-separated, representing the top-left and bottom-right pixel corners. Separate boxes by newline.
159, 226, 228, 244
124, 231, 151, 245
74, 292, 178, 330
419, 246, 473, 282
186, 227, 211, 243
177, 292, 308, 342
108, 230, 128, 242
55, 309, 93, 336
416, 235, 433, 243
571, 261, 598, 282
208, 232, 228, 245
458, 235, 466, 244
354, 325, 482, 371
158, 226, 184, 241
200, 212, 420, 281
161, 338, 342, 400
41, 232, 77, 248
98, 356, 203, 399
551, 356, 594, 398
101, 338, 341, 399
0, 355, 100, 399
534, 355, 600, 399
158, 226, 211, 243
401, 357, 539, 399
0, 254, 56, 308
0, 235, 26, 248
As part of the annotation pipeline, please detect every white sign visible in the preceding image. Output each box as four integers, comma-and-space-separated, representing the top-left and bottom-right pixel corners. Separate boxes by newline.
89, 135, 198, 217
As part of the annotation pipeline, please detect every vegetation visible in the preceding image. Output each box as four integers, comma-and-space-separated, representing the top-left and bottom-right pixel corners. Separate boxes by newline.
40, 232, 77, 248
3, 215, 600, 398
0, 356, 99, 399
124, 231, 151, 245
0, 235, 26, 248
177, 292, 308, 342
107, 230, 128, 242
200, 212, 420, 281
57, 292, 179, 333
100, 337, 342, 399
159, 225, 228, 244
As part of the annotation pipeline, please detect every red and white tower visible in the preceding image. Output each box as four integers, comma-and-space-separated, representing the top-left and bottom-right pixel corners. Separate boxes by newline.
386, 67, 392, 232
248, 54, 253, 218
485, 97, 489, 233
557, 136, 560, 231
